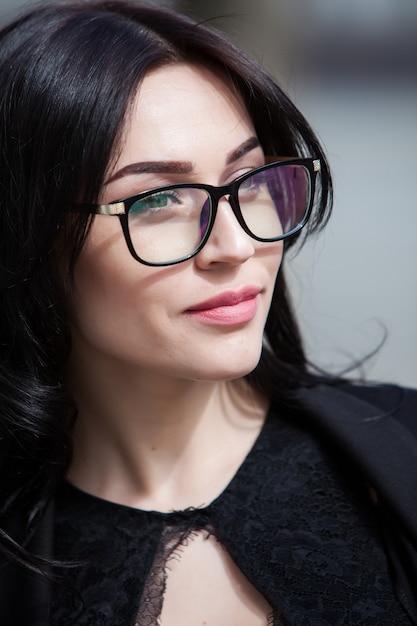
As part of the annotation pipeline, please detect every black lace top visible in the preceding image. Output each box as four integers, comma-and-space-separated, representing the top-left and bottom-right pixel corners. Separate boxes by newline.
51, 407, 412, 625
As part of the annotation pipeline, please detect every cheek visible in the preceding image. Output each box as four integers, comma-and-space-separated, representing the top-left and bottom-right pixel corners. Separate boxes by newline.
264, 241, 284, 282
73, 214, 149, 299
69, 220, 185, 355
69, 221, 139, 336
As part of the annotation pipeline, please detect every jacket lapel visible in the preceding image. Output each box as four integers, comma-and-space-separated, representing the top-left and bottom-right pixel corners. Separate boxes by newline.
298, 384, 417, 622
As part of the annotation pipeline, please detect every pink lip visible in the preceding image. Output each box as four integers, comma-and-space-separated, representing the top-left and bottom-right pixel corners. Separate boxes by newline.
185, 287, 261, 325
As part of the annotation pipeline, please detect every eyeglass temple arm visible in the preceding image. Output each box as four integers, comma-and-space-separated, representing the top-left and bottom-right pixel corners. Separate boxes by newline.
94, 202, 126, 216
265, 155, 320, 172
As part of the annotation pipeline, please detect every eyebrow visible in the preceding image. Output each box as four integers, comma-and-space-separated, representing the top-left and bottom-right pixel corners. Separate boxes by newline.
105, 160, 193, 183
105, 136, 261, 184
226, 136, 260, 165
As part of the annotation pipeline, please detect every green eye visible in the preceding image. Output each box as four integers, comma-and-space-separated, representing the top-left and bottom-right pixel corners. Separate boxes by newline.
131, 193, 173, 213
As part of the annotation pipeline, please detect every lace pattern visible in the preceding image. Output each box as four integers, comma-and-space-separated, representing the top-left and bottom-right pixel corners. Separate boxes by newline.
135, 523, 276, 625
51, 408, 413, 625
135, 524, 188, 626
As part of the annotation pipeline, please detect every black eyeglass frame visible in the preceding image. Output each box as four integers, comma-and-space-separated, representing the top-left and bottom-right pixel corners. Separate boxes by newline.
76, 157, 321, 267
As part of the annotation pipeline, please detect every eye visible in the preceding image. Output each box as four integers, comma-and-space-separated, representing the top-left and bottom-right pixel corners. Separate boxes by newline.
130, 190, 181, 214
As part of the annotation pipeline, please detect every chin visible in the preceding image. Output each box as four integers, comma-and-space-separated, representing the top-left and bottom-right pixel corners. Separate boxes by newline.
190, 345, 263, 382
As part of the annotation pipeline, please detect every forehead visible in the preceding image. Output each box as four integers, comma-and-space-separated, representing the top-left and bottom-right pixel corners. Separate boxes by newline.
112, 63, 255, 169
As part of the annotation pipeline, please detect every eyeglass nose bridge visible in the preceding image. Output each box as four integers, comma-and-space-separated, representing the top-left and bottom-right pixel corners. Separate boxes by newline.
205, 181, 254, 240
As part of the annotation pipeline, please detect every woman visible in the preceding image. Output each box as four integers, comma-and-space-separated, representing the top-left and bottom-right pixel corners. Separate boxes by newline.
0, 1, 416, 625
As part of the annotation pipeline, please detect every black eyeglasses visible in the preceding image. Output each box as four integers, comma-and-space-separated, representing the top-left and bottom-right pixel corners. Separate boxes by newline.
76, 157, 320, 266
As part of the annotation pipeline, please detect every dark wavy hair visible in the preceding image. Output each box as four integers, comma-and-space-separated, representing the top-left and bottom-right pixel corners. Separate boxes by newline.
0, 0, 332, 571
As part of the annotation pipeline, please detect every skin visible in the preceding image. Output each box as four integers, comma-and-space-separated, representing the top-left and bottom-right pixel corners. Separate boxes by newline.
66, 63, 283, 513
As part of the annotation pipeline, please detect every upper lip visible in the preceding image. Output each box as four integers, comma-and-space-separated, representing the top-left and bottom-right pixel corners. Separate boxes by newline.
187, 286, 262, 311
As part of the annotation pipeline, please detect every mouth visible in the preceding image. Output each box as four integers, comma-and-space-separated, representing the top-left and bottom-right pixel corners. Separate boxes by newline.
185, 287, 261, 325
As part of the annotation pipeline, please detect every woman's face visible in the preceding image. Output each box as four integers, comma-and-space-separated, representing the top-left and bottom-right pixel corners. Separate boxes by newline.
69, 64, 283, 384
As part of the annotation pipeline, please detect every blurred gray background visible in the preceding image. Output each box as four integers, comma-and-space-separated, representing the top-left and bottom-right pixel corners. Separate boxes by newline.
1, 0, 416, 386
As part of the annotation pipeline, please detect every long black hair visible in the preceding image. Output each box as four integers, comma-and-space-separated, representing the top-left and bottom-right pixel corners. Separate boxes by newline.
0, 0, 332, 571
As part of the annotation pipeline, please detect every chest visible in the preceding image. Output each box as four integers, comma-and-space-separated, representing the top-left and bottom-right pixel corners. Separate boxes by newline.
51, 426, 410, 625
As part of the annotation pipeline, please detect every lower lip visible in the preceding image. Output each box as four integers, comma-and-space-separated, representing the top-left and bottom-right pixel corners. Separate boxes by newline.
186, 296, 259, 326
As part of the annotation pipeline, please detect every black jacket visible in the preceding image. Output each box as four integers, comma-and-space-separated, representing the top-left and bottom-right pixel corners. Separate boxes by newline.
1, 383, 417, 625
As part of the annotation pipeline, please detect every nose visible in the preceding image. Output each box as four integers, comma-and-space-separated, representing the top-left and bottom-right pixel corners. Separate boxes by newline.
194, 196, 255, 269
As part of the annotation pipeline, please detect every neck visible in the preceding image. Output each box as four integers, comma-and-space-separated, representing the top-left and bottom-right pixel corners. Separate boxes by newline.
66, 364, 268, 511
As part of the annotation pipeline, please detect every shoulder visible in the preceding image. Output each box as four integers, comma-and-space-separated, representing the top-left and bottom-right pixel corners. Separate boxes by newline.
340, 381, 417, 410
326, 382, 417, 435
293, 381, 417, 539
295, 381, 417, 434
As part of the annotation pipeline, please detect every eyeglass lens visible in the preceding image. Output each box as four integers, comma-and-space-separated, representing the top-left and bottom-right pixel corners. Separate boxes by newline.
127, 163, 311, 264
